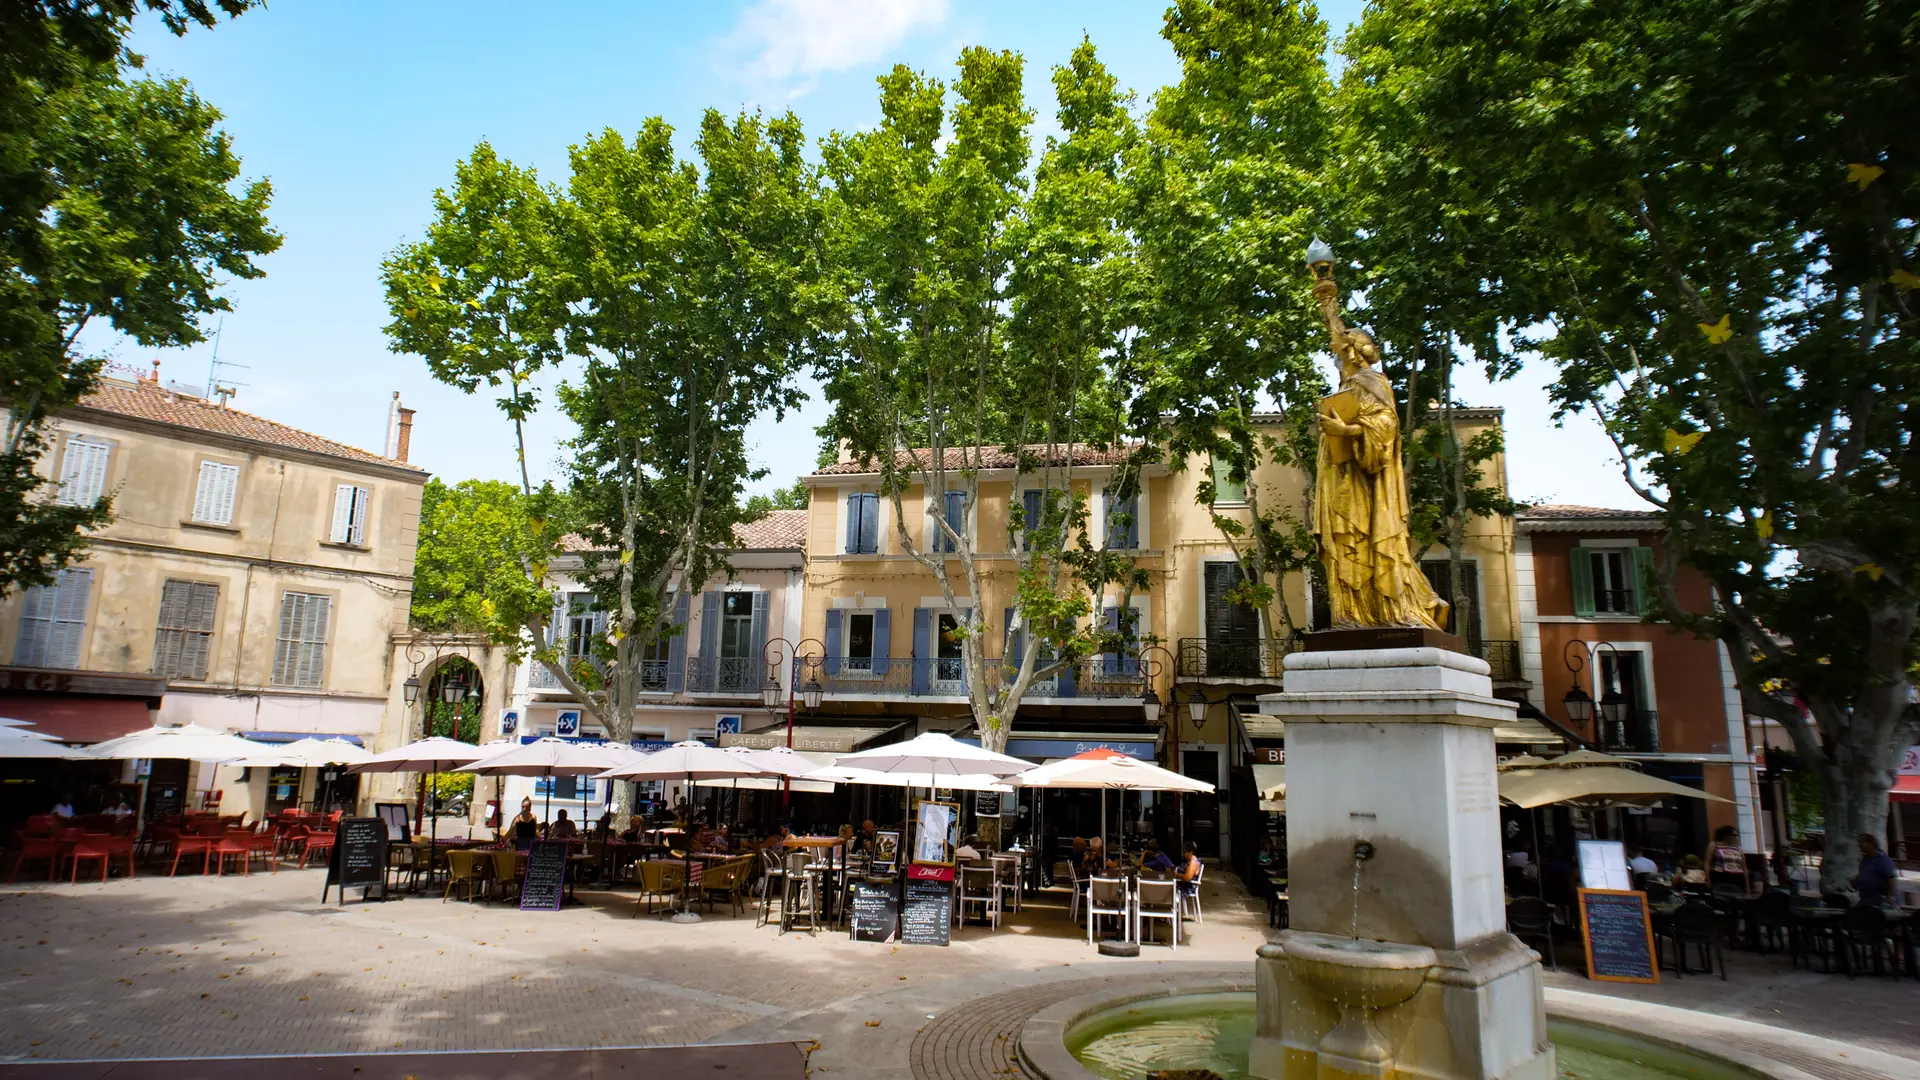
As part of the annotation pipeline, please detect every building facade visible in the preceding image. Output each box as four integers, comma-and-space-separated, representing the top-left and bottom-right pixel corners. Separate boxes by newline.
1515, 504, 1765, 857
0, 373, 427, 819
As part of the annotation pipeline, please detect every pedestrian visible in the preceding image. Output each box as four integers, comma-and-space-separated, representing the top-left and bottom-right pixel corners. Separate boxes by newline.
1854, 833, 1899, 909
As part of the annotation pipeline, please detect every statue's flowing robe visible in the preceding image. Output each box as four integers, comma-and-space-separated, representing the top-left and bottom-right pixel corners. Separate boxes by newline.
1314, 368, 1446, 629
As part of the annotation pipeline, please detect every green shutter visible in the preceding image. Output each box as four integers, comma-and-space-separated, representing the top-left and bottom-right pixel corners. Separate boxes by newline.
1631, 546, 1656, 615
1569, 546, 1596, 617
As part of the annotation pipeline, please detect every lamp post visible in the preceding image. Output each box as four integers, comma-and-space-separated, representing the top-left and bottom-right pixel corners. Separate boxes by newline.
1562, 639, 1630, 748
762, 636, 826, 808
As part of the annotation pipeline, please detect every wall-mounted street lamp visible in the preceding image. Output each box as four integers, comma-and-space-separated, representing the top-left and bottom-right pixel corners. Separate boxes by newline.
1562, 640, 1629, 744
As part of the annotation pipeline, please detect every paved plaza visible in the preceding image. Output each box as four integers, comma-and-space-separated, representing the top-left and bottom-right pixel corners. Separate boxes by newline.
1, 867, 1916, 1079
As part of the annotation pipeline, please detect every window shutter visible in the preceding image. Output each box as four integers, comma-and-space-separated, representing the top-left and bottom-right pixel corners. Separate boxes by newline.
271, 593, 300, 685
1106, 490, 1139, 550
697, 592, 723, 690
859, 494, 879, 553
749, 591, 770, 676
14, 582, 50, 666
909, 608, 929, 693
46, 569, 91, 669
665, 591, 690, 693
331, 485, 356, 543
349, 486, 370, 545
1568, 547, 1596, 617
1004, 607, 1023, 666
936, 490, 966, 552
194, 462, 238, 525
1022, 490, 1043, 549
1058, 621, 1079, 697
1631, 546, 1656, 615
823, 609, 843, 676
844, 495, 859, 553
59, 438, 109, 506
300, 595, 331, 687
871, 607, 891, 676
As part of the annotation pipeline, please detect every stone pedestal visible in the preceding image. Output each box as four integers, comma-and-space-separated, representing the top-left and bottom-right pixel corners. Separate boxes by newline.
1248, 647, 1554, 1080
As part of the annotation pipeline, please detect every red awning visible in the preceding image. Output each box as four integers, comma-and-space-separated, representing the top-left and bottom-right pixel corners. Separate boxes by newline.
0, 695, 152, 744
1892, 775, 1920, 804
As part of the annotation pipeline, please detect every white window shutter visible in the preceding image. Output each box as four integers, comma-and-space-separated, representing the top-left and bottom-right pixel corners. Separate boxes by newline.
301, 595, 331, 686
14, 583, 50, 666
59, 438, 109, 506
193, 462, 238, 525
349, 486, 369, 545
47, 569, 91, 669
330, 485, 355, 543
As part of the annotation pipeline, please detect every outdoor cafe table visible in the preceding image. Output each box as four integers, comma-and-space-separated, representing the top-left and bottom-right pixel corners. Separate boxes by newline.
785, 837, 847, 920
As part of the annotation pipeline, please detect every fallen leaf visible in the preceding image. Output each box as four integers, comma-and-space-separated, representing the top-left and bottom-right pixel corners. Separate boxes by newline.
865, 1020, 881, 1028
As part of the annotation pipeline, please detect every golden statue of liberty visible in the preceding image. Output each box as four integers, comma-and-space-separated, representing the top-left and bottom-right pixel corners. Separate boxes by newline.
1307, 240, 1448, 631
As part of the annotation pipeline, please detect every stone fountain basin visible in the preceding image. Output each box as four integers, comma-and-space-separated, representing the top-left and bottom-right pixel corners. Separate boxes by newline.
1279, 931, 1437, 1011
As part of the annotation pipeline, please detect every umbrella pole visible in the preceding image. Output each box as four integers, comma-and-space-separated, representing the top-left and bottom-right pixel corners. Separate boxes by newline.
672, 770, 700, 924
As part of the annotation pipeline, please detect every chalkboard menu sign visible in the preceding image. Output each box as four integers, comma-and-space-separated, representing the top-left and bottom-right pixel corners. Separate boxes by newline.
323, 818, 387, 904
850, 879, 898, 943
901, 878, 952, 947
519, 840, 568, 912
1576, 888, 1658, 984
974, 790, 1001, 818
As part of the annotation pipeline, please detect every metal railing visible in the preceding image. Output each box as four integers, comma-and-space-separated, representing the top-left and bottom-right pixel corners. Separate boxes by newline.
685, 655, 763, 695
1477, 640, 1521, 682
529, 656, 664, 692
1175, 637, 1300, 679
1604, 709, 1661, 753
795, 656, 1146, 700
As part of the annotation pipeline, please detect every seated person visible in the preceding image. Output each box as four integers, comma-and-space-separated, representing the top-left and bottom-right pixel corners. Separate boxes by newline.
1626, 846, 1658, 877
103, 793, 134, 818
853, 819, 879, 855
619, 816, 646, 843
1141, 840, 1175, 875
955, 835, 982, 862
547, 809, 578, 840
761, 824, 793, 851
1082, 836, 1115, 875
709, 825, 733, 853
1174, 841, 1201, 897
51, 793, 75, 819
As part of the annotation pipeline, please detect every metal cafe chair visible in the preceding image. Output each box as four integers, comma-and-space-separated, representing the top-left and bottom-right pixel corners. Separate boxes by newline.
1086, 876, 1129, 945
1136, 878, 1180, 948
957, 865, 1000, 930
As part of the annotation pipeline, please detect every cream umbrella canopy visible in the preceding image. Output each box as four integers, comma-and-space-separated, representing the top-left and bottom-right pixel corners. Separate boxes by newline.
232, 737, 375, 768
1498, 766, 1733, 810
0, 726, 92, 759
1016, 750, 1215, 872
349, 736, 487, 842
462, 737, 629, 830
89, 723, 270, 762
596, 741, 771, 923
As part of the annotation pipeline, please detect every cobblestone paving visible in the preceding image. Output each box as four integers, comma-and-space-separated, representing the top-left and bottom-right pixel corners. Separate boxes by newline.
908, 974, 1194, 1080
0, 865, 1271, 1063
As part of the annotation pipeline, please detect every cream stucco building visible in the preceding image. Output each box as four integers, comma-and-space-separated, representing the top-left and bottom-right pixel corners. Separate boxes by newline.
0, 373, 428, 820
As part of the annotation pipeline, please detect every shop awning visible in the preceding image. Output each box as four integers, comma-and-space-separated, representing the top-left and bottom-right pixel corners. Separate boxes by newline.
1891, 775, 1920, 804
0, 696, 153, 744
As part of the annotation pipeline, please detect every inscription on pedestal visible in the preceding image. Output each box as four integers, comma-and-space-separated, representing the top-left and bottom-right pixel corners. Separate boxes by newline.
1454, 769, 1495, 815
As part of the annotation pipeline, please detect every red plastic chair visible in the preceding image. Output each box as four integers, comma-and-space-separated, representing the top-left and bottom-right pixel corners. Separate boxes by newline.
300, 829, 336, 868
170, 834, 216, 876
247, 830, 278, 873
51, 827, 84, 879
104, 834, 136, 879
212, 834, 251, 876
21, 815, 55, 837
9, 831, 62, 882
68, 834, 112, 883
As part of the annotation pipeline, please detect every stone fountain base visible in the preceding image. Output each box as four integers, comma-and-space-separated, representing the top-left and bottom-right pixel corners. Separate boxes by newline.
1251, 931, 1553, 1080
1248, 647, 1555, 1080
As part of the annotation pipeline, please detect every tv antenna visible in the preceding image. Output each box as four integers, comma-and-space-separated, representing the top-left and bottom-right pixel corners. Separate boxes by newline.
202, 318, 250, 403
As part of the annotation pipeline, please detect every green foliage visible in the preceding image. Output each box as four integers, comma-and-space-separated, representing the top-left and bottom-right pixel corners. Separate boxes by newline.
1126, 0, 1335, 639
410, 479, 570, 653
744, 478, 810, 516
1345, 0, 1918, 884
0, 8, 276, 594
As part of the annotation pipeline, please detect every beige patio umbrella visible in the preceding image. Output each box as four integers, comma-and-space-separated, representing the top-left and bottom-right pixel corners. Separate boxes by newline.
1539, 749, 1638, 768
0, 726, 92, 759
1498, 754, 1552, 771
1498, 766, 1732, 809
596, 742, 770, 923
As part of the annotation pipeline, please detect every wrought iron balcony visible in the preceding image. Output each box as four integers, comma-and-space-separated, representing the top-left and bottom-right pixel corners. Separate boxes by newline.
1477, 640, 1522, 682
794, 656, 1146, 700
1176, 637, 1299, 679
685, 655, 764, 695
1602, 709, 1661, 753
529, 655, 665, 693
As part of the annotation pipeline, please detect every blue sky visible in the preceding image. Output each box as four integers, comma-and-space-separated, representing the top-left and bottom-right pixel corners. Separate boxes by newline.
105, 0, 1637, 510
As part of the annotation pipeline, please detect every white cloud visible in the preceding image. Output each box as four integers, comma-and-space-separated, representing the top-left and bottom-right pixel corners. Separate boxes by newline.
725, 0, 950, 95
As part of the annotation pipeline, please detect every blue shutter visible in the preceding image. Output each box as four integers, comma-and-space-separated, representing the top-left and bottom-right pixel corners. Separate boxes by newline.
938, 490, 966, 552
1022, 490, 1043, 550
823, 609, 843, 675
1110, 491, 1139, 549
911, 608, 930, 694
1057, 622, 1078, 698
666, 592, 689, 693
1103, 607, 1121, 674
749, 591, 770, 684
859, 494, 880, 554
872, 607, 891, 675
844, 494, 860, 554
696, 592, 722, 691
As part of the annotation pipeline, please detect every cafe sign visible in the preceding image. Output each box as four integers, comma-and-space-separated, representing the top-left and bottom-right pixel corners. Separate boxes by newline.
1900, 746, 1920, 776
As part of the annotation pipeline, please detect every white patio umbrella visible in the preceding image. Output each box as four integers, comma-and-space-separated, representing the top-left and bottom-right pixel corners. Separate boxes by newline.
832, 732, 1033, 875
597, 741, 770, 923
463, 737, 627, 831
693, 746, 836, 802
807, 765, 1015, 792
348, 736, 486, 843
0, 716, 47, 730
232, 737, 375, 768
0, 726, 92, 759
1016, 750, 1215, 879
89, 723, 270, 762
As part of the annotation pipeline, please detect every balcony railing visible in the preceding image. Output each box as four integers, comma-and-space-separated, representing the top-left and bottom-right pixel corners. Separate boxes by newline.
1176, 637, 1300, 679
1477, 640, 1521, 682
686, 655, 763, 695
796, 657, 1145, 700
529, 656, 666, 692
1602, 709, 1661, 753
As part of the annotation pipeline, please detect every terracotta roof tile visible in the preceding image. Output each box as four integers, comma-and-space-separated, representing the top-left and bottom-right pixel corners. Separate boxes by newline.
1518, 504, 1661, 521
813, 444, 1137, 476
73, 379, 423, 472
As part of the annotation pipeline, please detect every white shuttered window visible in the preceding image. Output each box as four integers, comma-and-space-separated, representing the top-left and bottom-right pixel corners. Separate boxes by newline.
57, 438, 110, 506
271, 591, 331, 687
154, 580, 219, 680
191, 462, 239, 525
329, 484, 370, 545
14, 568, 92, 668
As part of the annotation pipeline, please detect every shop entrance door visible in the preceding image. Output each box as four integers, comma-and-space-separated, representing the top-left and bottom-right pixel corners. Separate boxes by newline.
1183, 748, 1221, 858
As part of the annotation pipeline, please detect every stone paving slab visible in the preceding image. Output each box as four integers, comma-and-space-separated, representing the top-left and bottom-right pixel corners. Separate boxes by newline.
0, 1043, 806, 1080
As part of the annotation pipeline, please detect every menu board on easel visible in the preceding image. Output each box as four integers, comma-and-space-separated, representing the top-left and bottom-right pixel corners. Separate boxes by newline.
1577, 888, 1658, 984
850, 879, 898, 943
912, 799, 958, 867
901, 866, 953, 947
323, 818, 387, 904
519, 840, 568, 912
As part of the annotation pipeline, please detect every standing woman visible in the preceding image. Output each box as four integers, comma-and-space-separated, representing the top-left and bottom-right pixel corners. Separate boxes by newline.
511, 797, 540, 848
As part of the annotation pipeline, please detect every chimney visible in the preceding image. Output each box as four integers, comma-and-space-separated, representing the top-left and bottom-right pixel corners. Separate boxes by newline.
396, 406, 415, 463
